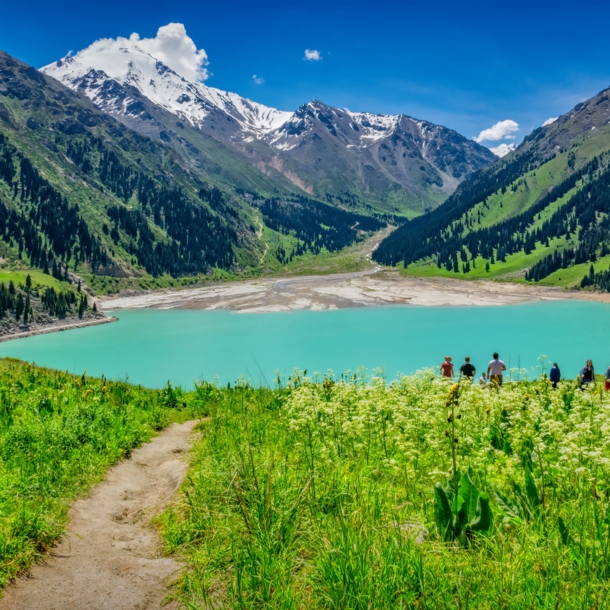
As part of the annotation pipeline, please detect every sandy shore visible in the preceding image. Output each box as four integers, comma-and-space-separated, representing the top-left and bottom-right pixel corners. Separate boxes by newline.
100, 269, 610, 314
0, 315, 117, 343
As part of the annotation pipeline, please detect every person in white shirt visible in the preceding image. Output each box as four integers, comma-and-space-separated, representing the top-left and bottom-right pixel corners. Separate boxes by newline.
487, 352, 507, 387
479, 372, 488, 388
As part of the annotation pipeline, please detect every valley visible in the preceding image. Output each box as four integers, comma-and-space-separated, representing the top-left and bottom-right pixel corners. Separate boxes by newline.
3, 11, 610, 609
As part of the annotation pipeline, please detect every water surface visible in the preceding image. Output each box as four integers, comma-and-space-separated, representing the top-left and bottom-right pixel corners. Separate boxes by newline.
0, 301, 606, 387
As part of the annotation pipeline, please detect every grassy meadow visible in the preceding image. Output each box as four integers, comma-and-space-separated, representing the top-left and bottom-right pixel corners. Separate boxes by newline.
0, 359, 205, 587
159, 370, 610, 609
3, 359, 610, 608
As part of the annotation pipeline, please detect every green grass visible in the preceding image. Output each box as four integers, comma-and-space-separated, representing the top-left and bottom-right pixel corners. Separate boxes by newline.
403, 237, 574, 282
158, 371, 610, 608
4, 360, 610, 606
539, 254, 610, 288
83, 269, 240, 296
0, 270, 67, 291
0, 359, 206, 587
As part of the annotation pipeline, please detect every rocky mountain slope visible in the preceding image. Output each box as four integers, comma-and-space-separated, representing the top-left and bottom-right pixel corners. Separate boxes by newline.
373, 85, 610, 290
0, 49, 388, 290
42, 40, 496, 215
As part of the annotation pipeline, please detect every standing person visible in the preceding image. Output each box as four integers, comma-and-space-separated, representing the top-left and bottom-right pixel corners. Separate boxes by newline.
580, 360, 595, 387
487, 352, 507, 387
440, 356, 454, 379
549, 363, 561, 389
606, 365, 610, 391
459, 357, 476, 380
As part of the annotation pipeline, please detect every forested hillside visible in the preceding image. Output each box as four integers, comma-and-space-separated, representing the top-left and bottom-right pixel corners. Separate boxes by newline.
0, 49, 386, 298
374, 86, 610, 290
0, 50, 256, 282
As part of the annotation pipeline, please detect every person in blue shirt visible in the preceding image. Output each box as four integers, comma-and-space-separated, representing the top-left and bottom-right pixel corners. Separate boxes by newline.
549, 363, 561, 389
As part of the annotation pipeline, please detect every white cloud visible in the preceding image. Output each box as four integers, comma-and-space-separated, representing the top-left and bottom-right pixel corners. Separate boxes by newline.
490, 143, 516, 158
72, 23, 209, 82
304, 49, 322, 61
542, 117, 558, 127
474, 119, 519, 143
252, 75, 264, 85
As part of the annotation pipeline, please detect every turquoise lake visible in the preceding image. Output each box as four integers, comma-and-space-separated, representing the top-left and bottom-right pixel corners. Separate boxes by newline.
0, 300, 607, 388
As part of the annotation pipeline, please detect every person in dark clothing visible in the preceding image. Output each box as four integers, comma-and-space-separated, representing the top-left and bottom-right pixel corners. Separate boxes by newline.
549, 363, 561, 389
580, 360, 595, 387
606, 365, 610, 392
459, 357, 476, 380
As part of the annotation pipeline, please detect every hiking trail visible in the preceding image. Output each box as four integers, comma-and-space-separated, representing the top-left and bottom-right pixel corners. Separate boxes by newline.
0, 420, 198, 610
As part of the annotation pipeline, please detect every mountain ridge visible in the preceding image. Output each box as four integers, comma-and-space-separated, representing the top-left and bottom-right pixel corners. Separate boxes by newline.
42, 40, 497, 215
373, 84, 610, 290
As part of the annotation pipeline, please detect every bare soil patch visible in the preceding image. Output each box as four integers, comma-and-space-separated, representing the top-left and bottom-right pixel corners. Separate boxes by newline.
100, 269, 609, 313
0, 420, 198, 610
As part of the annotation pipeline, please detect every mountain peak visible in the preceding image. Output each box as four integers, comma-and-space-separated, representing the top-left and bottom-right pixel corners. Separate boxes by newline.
42, 46, 292, 136
40, 34, 496, 214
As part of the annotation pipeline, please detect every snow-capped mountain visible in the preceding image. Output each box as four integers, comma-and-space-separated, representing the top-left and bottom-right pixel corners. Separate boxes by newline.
43, 48, 292, 137
42, 42, 496, 214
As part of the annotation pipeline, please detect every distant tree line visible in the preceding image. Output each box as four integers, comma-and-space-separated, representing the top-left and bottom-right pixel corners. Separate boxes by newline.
371, 140, 610, 292
424, 156, 602, 272
1, 130, 239, 278
524, 157, 610, 286
66, 134, 237, 276
260, 197, 385, 255
0, 277, 89, 324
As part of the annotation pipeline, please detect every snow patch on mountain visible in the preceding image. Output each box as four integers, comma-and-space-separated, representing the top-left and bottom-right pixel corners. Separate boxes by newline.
346, 111, 400, 143
489, 142, 516, 157
42, 43, 292, 135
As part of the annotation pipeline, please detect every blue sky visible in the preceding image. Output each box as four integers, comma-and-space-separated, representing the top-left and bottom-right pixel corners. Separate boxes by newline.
1, 0, 609, 147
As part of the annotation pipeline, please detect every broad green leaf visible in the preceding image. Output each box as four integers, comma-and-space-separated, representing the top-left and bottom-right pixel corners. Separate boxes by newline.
457, 473, 479, 523
493, 490, 523, 525
434, 483, 453, 539
558, 516, 572, 546
470, 493, 493, 532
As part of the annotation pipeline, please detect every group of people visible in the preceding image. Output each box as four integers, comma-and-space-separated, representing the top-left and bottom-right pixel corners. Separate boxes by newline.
440, 353, 506, 388
440, 354, 610, 390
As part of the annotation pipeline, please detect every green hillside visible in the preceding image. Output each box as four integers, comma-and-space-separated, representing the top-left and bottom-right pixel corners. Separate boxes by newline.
0, 50, 388, 306
374, 86, 610, 290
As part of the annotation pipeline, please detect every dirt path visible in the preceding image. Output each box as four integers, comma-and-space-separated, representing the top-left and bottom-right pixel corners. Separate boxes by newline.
255, 216, 269, 266
0, 420, 198, 610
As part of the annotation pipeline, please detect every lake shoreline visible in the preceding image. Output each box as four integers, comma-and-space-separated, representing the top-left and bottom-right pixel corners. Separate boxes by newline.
0, 315, 118, 343
99, 269, 610, 314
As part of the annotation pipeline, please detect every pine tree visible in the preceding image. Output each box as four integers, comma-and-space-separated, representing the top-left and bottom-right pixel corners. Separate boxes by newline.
77, 279, 81, 293
25, 274, 32, 292
43, 258, 49, 275
15, 293, 24, 320
23, 293, 30, 325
